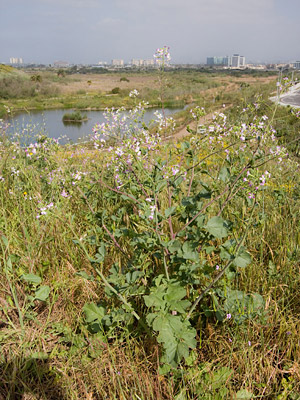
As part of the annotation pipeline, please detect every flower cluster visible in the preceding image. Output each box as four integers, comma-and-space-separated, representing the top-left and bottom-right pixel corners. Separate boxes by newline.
129, 89, 139, 98
276, 76, 292, 93
190, 106, 206, 121
154, 46, 171, 66
92, 103, 149, 149
291, 108, 300, 118
36, 202, 55, 219
105, 129, 161, 189
154, 111, 176, 135
242, 170, 271, 199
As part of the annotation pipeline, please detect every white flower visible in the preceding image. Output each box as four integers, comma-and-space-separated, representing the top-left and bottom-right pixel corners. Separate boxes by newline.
129, 89, 139, 98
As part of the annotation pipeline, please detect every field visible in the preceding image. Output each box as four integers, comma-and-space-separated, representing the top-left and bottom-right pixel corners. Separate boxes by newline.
0, 64, 300, 399
0, 65, 276, 118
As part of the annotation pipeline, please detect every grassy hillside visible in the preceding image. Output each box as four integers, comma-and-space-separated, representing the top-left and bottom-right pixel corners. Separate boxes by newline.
0, 64, 23, 76
0, 83, 299, 399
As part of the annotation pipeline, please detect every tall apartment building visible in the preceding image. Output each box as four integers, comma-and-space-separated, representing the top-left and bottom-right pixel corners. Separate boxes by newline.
231, 54, 245, 68
111, 59, 124, 67
131, 59, 144, 67
131, 59, 155, 67
294, 61, 300, 70
144, 59, 155, 67
206, 56, 229, 66
10, 57, 23, 64
207, 54, 245, 68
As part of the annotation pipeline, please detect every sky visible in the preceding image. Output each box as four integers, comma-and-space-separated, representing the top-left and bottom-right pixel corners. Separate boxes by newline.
0, 0, 299, 65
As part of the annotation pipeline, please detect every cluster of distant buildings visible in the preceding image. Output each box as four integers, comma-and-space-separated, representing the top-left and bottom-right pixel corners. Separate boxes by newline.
207, 54, 246, 68
9, 57, 23, 65
6, 55, 300, 71
47, 59, 156, 69
99, 59, 155, 68
206, 54, 300, 71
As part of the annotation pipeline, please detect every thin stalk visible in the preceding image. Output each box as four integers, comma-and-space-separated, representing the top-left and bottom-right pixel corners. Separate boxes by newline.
167, 182, 175, 240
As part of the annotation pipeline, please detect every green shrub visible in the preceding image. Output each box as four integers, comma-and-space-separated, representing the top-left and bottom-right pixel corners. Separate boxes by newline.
111, 87, 121, 94
62, 111, 87, 122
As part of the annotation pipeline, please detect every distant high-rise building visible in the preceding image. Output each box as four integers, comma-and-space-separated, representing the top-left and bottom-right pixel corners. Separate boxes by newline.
10, 57, 23, 64
144, 59, 155, 67
131, 59, 144, 66
240, 56, 246, 67
131, 59, 155, 67
230, 54, 245, 68
207, 54, 245, 68
207, 56, 229, 66
231, 54, 240, 68
112, 59, 124, 67
294, 61, 300, 70
54, 60, 69, 68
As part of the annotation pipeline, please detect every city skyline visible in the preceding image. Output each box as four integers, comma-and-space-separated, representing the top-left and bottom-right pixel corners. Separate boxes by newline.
1, 0, 299, 65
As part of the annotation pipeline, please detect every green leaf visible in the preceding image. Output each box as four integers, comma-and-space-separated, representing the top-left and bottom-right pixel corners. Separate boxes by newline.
166, 284, 186, 303
158, 363, 172, 375
165, 206, 177, 218
173, 176, 184, 187
182, 241, 198, 261
234, 249, 252, 268
31, 352, 49, 360
219, 166, 230, 182
204, 216, 228, 239
76, 271, 94, 281
211, 367, 233, 389
165, 283, 191, 313
34, 285, 50, 301
83, 302, 106, 323
196, 215, 205, 228
235, 389, 253, 399
95, 242, 106, 262
121, 194, 137, 202
176, 342, 190, 361
6, 257, 12, 272
22, 274, 42, 285
167, 239, 182, 254
164, 340, 179, 364
156, 180, 167, 192
146, 312, 157, 326
153, 315, 175, 344
1, 235, 8, 248
144, 287, 166, 309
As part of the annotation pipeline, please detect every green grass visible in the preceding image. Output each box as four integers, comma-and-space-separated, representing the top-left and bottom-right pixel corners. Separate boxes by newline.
0, 74, 299, 399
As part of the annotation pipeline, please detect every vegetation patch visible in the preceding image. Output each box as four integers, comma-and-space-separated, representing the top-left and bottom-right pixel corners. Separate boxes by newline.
0, 52, 299, 399
62, 110, 87, 122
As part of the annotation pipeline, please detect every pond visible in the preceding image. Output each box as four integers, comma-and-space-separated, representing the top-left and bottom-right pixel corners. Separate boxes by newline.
7, 107, 183, 145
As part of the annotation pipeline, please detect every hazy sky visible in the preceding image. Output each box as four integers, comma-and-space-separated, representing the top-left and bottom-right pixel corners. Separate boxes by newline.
0, 0, 299, 65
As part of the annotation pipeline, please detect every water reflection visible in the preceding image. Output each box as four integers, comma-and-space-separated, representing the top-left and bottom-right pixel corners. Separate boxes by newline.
7, 107, 182, 145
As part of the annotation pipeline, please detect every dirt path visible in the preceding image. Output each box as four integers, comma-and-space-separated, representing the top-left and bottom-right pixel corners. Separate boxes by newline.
165, 106, 231, 142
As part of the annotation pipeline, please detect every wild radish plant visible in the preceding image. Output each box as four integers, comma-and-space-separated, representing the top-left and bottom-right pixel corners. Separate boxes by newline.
79, 53, 291, 368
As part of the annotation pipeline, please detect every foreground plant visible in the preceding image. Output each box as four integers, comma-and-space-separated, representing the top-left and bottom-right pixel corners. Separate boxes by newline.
77, 74, 293, 370
1, 58, 299, 398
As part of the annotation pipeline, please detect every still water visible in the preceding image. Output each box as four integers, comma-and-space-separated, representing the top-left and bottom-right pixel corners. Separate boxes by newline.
7, 107, 182, 145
